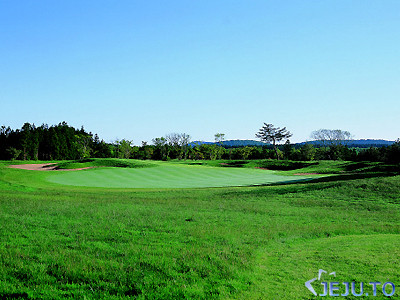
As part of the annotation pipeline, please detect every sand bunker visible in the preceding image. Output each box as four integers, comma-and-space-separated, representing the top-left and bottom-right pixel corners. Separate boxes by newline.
8, 164, 92, 171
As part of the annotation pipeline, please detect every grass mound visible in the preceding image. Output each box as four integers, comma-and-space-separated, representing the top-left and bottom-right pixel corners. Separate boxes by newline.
56, 158, 154, 170
184, 160, 315, 170
291, 160, 400, 174
182, 159, 400, 174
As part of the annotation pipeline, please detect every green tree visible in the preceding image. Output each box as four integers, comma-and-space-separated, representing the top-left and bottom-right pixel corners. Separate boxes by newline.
256, 123, 292, 160
238, 146, 252, 160
200, 144, 219, 160
117, 139, 133, 159
20, 122, 34, 160
152, 137, 168, 160
386, 139, 400, 163
75, 134, 92, 159
214, 133, 225, 159
299, 144, 316, 161
6, 147, 21, 160
283, 140, 294, 160
166, 133, 181, 159
180, 133, 191, 160
192, 146, 204, 160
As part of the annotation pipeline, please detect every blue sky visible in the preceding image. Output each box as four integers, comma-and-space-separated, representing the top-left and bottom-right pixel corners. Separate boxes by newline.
1, 1, 399, 144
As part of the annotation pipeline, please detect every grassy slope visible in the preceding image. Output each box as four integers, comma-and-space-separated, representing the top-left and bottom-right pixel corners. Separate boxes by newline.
0, 160, 399, 299
178, 159, 400, 174
56, 158, 155, 170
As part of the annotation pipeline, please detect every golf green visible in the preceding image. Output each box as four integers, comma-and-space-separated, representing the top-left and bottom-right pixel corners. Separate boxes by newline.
46, 163, 314, 188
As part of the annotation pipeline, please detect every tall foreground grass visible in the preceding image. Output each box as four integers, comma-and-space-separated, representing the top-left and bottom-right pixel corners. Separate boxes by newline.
0, 160, 399, 299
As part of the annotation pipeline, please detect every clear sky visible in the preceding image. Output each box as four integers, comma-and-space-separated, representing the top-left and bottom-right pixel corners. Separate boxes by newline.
1, 1, 399, 144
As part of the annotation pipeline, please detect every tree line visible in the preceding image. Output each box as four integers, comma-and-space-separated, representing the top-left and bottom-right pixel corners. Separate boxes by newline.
0, 122, 399, 164
0, 122, 96, 161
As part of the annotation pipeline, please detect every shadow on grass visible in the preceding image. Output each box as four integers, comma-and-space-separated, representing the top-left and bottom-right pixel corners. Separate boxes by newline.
219, 160, 318, 170
263, 172, 400, 189
311, 172, 399, 183
219, 160, 249, 168
0, 292, 31, 299
219, 171, 400, 198
255, 161, 318, 171
341, 161, 400, 173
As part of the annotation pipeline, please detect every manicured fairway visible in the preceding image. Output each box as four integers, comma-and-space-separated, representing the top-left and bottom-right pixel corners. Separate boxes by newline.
46, 162, 314, 188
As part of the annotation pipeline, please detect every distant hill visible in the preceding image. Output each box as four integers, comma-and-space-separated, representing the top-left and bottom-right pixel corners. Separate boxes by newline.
298, 139, 395, 148
190, 139, 396, 148
190, 140, 266, 147
221, 140, 266, 147
189, 141, 214, 147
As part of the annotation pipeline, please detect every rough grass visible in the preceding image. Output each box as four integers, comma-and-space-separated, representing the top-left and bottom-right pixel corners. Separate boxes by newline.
0, 159, 399, 299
